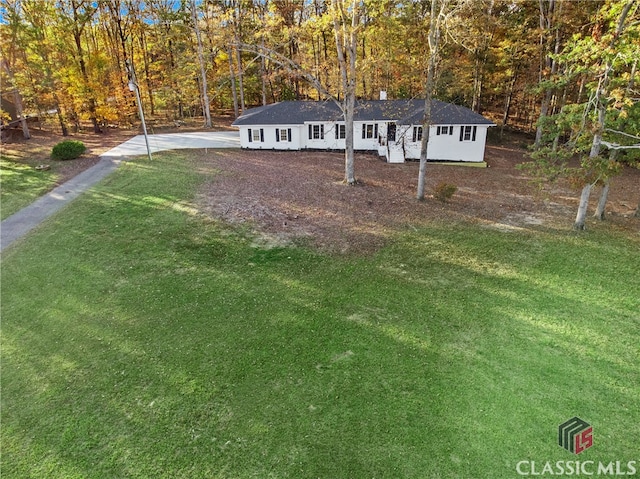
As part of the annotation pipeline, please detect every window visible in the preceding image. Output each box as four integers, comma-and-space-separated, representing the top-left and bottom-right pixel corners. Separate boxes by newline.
437, 126, 452, 135
248, 128, 264, 143
276, 128, 291, 142
308, 124, 324, 140
459, 125, 477, 142
335, 124, 346, 139
362, 123, 378, 139
412, 126, 423, 142
463, 126, 472, 141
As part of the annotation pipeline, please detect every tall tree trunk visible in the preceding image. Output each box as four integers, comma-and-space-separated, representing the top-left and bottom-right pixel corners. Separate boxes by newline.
333, 0, 359, 185
235, 45, 245, 112
71, 3, 101, 133
417, 0, 443, 200
500, 70, 518, 138
0, 60, 31, 139
534, 0, 560, 148
471, 0, 494, 114
18, 1, 67, 136
627, 59, 636, 93
261, 35, 268, 106
574, 183, 592, 230
594, 149, 619, 220
551, 85, 568, 151
52, 90, 68, 136
593, 180, 610, 220
43, 42, 68, 136
312, 36, 321, 99
344, 89, 356, 184
13, 87, 31, 140
139, 29, 155, 115
191, 0, 211, 128
574, 1, 634, 230
576, 75, 586, 104
535, 82, 553, 147
248, 0, 269, 106
471, 57, 483, 113
231, 1, 245, 113
105, 0, 131, 94
228, 46, 239, 118
361, 35, 367, 98
574, 89, 605, 230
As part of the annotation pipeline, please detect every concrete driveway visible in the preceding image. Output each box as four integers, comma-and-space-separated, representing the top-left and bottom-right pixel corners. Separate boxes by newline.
101, 131, 240, 156
1, 131, 240, 252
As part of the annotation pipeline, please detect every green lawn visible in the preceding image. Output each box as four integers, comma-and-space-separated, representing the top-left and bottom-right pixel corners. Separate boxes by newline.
1, 157, 61, 220
1, 152, 638, 478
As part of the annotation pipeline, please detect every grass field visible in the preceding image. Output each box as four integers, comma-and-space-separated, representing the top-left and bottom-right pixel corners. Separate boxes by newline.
1, 152, 638, 478
0, 157, 61, 220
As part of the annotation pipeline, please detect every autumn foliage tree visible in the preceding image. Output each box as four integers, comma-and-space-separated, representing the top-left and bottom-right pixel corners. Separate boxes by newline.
1, 0, 638, 225
522, 0, 639, 229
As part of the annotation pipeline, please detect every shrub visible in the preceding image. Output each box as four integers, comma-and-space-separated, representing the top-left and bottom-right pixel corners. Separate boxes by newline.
51, 140, 86, 160
434, 182, 457, 202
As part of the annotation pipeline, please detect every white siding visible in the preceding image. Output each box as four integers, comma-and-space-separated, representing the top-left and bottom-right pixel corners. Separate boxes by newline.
238, 126, 302, 150
403, 125, 489, 162
303, 122, 345, 150
238, 123, 491, 163
353, 121, 383, 151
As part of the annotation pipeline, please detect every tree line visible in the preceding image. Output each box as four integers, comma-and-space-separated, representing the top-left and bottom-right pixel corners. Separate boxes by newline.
1, 0, 638, 227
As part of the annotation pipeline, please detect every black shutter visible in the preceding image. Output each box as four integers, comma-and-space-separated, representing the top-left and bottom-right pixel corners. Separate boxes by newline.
335, 124, 339, 139
362, 124, 366, 139
449, 126, 453, 135
309, 124, 312, 139
260, 129, 264, 142
320, 125, 324, 139
276, 129, 280, 142
436, 126, 441, 135
375, 124, 378, 138
288, 129, 292, 142
412, 127, 416, 143
459, 126, 464, 141
248, 129, 252, 142
472, 126, 477, 141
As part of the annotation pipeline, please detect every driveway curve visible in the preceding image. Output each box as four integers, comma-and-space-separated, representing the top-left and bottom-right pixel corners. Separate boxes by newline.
1, 131, 240, 252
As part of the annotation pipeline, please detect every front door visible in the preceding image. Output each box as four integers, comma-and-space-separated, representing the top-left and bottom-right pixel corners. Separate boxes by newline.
387, 123, 397, 142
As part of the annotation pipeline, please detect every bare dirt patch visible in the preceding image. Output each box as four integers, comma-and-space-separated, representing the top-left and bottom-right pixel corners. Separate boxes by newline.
2, 125, 136, 185
196, 135, 640, 254
5, 120, 637, 254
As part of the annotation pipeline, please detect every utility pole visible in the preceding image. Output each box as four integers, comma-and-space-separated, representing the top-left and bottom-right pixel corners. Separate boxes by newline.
126, 60, 152, 161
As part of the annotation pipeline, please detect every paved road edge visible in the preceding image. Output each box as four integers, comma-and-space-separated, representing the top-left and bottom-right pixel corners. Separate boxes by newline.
0, 156, 122, 253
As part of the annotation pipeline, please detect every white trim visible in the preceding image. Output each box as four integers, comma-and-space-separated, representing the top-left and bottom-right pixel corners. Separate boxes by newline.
237, 123, 491, 162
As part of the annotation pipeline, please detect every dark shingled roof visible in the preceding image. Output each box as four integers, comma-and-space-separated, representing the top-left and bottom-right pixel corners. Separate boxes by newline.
232, 99, 494, 126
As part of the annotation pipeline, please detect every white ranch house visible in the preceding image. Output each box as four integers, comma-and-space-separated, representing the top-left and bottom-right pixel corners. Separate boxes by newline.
232, 99, 495, 164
